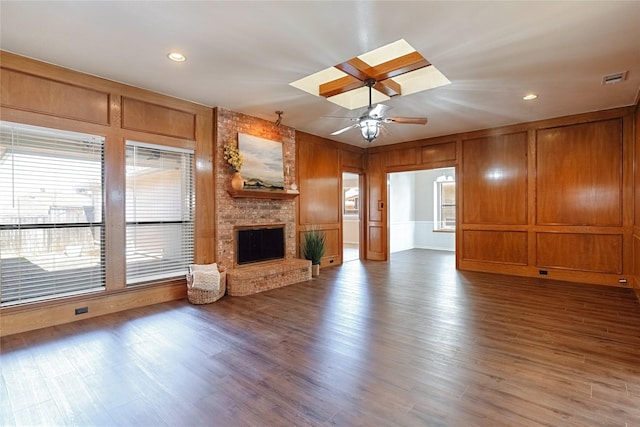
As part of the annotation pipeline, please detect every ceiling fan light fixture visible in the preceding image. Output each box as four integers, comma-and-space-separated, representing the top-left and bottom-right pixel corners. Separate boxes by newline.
360, 118, 381, 143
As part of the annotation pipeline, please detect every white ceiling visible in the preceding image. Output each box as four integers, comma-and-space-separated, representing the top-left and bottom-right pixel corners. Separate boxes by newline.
1, 1, 639, 147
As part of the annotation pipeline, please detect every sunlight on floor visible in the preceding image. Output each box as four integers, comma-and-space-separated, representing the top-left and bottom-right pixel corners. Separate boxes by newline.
343, 243, 359, 262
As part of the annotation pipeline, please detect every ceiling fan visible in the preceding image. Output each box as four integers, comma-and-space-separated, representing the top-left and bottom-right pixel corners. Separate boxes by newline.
329, 79, 428, 143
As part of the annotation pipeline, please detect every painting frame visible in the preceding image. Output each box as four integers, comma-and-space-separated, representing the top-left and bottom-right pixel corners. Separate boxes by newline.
237, 133, 285, 191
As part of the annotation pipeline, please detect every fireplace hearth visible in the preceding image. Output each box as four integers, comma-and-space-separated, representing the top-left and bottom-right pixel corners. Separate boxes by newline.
229, 223, 310, 296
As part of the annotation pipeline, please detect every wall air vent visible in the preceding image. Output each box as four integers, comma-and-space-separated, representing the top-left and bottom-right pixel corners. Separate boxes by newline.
602, 71, 627, 85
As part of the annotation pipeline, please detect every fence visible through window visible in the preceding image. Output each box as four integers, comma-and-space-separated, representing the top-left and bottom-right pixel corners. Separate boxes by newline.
0, 121, 105, 305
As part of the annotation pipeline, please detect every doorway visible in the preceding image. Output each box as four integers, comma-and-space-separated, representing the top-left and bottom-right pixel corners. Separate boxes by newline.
387, 167, 456, 254
342, 172, 361, 262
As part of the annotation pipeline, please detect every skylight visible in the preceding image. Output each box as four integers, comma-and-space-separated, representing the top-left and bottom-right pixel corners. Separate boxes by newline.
290, 39, 450, 110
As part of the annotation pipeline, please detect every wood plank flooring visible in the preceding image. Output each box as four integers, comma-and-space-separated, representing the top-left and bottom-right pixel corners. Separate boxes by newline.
1, 249, 640, 426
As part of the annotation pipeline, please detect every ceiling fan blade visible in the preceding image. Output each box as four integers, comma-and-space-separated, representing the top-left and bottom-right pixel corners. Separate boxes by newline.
385, 116, 428, 125
331, 124, 359, 135
368, 104, 391, 118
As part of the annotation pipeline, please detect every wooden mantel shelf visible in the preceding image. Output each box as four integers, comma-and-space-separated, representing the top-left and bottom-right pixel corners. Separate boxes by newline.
227, 189, 299, 200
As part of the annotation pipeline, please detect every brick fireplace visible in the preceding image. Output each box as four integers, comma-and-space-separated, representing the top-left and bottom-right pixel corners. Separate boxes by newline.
215, 108, 311, 295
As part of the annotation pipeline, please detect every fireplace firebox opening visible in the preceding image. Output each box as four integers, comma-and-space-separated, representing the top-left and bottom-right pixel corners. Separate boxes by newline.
235, 225, 286, 266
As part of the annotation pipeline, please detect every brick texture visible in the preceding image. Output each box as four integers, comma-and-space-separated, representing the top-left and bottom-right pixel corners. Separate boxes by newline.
226, 259, 312, 296
215, 108, 307, 294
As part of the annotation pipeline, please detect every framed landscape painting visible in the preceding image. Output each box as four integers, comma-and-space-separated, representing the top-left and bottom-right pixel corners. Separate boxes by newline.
238, 133, 284, 190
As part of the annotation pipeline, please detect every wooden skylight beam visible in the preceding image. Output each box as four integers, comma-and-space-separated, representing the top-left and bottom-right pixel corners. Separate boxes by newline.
319, 51, 431, 99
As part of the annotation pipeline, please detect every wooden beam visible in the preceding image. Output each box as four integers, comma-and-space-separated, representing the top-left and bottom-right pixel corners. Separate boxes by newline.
374, 79, 401, 97
319, 75, 362, 98
319, 51, 430, 99
334, 57, 371, 82
369, 51, 431, 81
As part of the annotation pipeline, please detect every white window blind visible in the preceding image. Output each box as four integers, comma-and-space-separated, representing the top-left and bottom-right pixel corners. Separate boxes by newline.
125, 141, 194, 285
0, 121, 105, 306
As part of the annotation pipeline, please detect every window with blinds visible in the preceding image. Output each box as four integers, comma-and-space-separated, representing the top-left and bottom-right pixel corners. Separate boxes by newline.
125, 141, 194, 285
434, 180, 456, 231
0, 121, 105, 306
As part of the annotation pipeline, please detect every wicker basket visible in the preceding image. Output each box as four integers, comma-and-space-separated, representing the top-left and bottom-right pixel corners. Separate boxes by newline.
186, 268, 226, 305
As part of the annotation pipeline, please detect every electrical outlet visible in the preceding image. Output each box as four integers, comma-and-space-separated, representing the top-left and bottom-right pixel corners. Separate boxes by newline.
75, 307, 88, 315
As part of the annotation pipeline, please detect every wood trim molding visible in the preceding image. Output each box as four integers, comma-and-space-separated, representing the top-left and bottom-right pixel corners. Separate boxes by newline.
1, 282, 186, 337
0, 67, 110, 125
227, 189, 299, 199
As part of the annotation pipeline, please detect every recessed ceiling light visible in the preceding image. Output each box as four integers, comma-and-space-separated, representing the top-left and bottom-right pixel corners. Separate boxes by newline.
523, 94, 538, 101
167, 52, 186, 62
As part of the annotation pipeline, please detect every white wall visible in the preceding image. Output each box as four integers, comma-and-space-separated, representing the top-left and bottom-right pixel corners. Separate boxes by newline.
414, 221, 456, 251
388, 168, 455, 253
343, 218, 359, 244
389, 172, 416, 253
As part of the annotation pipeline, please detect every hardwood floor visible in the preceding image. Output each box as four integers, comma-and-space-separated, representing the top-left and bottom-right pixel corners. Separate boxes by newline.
2, 249, 640, 426
343, 243, 359, 262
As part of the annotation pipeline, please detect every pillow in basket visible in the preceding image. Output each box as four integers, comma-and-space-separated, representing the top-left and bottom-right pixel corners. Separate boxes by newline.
190, 263, 220, 292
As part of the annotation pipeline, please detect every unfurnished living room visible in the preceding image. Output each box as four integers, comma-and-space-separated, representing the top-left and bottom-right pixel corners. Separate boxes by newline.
1, 2, 639, 426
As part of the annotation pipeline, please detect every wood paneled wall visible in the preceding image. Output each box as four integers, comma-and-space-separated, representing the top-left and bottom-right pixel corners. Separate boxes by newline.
0, 51, 214, 335
296, 132, 364, 267
369, 108, 635, 288
633, 103, 640, 301
460, 112, 632, 286
462, 133, 528, 225
536, 120, 622, 226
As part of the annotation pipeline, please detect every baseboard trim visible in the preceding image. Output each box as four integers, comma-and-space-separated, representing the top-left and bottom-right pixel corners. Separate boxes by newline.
0, 281, 186, 337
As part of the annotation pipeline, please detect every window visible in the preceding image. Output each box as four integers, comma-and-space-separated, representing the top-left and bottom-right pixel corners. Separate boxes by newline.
434, 180, 456, 231
0, 122, 105, 305
125, 141, 194, 285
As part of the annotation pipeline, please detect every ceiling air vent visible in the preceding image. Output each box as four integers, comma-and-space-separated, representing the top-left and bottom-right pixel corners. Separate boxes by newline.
602, 71, 627, 85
